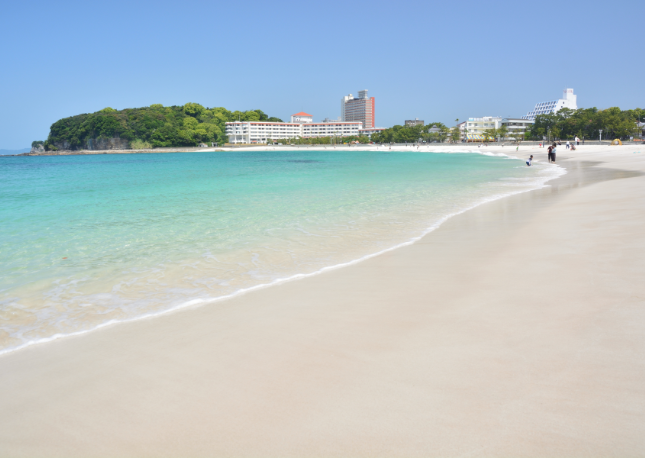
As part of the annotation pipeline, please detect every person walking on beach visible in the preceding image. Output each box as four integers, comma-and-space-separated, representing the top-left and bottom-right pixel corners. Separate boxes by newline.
547, 144, 553, 163
548, 143, 557, 163
526, 155, 533, 166
566, 141, 570, 149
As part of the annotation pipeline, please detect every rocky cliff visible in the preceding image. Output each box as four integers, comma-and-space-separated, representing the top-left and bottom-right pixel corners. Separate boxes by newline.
52, 137, 131, 151
30, 144, 45, 154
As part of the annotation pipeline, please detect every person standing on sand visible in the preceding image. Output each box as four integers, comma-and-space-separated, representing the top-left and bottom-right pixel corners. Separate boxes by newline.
550, 143, 557, 163
547, 144, 553, 163
566, 141, 570, 149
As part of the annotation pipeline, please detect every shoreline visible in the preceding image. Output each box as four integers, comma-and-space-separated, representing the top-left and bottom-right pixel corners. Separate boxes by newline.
7, 140, 641, 157
1, 145, 644, 456
0, 153, 564, 358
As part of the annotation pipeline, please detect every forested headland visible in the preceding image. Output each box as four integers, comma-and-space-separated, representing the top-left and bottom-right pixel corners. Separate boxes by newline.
33, 104, 283, 151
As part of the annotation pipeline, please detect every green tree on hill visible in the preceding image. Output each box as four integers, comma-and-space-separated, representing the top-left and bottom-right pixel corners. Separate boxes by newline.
183, 102, 205, 117
41, 103, 284, 150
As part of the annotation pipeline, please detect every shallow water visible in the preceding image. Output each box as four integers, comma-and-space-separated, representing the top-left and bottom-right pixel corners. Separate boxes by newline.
0, 150, 563, 353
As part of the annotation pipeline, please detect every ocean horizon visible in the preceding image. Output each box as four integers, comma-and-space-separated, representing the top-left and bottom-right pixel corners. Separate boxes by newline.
0, 148, 30, 156
0, 149, 563, 354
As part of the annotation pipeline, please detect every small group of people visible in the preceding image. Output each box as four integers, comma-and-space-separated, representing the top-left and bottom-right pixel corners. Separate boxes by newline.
526, 142, 558, 167
547, 143, 557, 163
565, 140, 577, 150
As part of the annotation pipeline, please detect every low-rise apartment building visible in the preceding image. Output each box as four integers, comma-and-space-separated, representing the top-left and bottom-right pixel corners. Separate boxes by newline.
455, 121, 467, 141
465, 117, 502, 141
302, 122, 362, 138
226, 121, 302, 144
464, 117, 533, 141
500, 118, 534, 139
226, 120, 363, 144
359, 127, 386, 137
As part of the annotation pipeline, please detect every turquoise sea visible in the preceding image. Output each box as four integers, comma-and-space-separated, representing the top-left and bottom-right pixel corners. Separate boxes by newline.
0, 150, 562, 353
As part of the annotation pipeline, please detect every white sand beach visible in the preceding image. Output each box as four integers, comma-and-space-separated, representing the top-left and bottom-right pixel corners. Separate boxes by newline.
1, 144, 644, 456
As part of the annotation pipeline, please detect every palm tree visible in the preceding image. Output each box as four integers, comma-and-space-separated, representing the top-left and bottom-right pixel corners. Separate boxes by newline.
483, 128, 498, 143
497, 125, 508, 142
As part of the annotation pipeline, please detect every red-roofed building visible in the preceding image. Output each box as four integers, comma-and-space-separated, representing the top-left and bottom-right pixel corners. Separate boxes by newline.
290, 112, 314, 123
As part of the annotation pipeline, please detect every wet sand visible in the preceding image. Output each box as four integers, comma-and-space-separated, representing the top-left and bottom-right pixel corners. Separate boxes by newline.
1, 145, 644, 457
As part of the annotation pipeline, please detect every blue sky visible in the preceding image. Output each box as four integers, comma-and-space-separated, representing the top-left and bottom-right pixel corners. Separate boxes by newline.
1, 0, 642, 149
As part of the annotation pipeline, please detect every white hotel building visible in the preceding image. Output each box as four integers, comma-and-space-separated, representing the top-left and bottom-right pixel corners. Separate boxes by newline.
226, 112, 362, 144
465, 116, 502, 141
522, 88, 578, 121
464, 116, 533, 141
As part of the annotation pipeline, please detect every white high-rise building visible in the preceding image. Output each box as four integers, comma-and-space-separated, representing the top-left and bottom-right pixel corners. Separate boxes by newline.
523, 88, 578, 120
340, 94, 352, 122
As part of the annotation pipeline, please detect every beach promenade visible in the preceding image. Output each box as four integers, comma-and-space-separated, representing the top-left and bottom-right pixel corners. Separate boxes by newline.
1, 145, 644, 456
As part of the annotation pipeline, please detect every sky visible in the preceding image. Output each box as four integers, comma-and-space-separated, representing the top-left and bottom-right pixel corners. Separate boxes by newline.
1, 0, 643, 149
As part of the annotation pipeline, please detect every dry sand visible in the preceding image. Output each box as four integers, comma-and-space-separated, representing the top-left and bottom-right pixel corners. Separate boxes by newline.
1, 145, 644, 457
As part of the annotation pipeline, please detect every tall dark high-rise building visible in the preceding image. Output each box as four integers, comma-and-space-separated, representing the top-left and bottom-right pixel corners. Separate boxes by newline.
341, 89, 375, 128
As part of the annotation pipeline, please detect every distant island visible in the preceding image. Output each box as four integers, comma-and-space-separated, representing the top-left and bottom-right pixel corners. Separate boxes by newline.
32, 104, 283, 152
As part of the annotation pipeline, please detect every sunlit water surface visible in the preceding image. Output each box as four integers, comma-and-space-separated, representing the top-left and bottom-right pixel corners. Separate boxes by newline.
0, 149, 562, 353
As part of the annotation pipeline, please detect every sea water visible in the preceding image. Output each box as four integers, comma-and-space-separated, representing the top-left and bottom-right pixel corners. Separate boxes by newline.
0, 149, 562, 353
